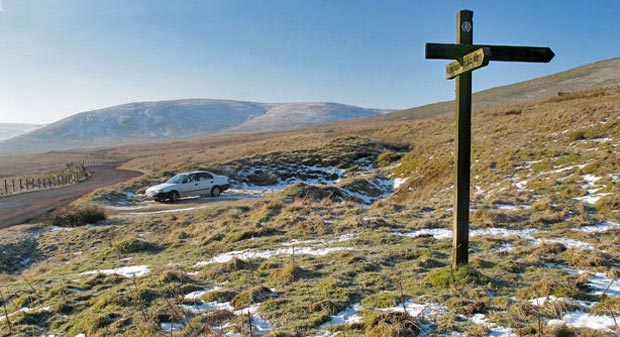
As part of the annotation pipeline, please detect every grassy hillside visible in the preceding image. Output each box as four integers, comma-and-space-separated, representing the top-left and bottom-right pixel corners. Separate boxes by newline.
381, 57, 620, 122
0, 88, 619, 336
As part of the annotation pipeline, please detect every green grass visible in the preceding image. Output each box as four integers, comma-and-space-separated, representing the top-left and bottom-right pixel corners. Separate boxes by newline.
1, 88, 620, 336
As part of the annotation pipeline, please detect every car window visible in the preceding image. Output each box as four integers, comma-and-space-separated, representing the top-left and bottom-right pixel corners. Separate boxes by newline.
199, 173, 213, 180
166, 174, 187, 184
183, 174, 197, 183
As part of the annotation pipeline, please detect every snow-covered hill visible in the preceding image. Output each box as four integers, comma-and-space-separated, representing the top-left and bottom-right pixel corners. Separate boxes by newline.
0, 100, 388, 155
0, 123, 43, 142
227, 102, 387, 133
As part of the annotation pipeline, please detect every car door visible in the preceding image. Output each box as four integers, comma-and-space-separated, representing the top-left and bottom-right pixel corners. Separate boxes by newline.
180, 174, 200, 197
197, 172, 215, 196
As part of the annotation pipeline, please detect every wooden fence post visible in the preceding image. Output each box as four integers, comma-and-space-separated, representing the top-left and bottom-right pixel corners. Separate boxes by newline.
12, 179, 15, 193
4, 180, 7, 194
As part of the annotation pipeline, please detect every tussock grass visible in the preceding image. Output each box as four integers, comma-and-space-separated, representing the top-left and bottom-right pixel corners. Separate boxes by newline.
48, 205, 106, 227
2, 88, 620, 336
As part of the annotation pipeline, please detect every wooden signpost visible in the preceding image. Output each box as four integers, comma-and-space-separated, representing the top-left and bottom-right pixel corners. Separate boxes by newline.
425, 10, 554, 269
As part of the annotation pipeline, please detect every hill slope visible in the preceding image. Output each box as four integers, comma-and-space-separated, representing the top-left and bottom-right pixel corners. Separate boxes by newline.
382, 57, 620, 121
1, 87, 619, 336
0, 123, 43, 142
0, 100, 386, 155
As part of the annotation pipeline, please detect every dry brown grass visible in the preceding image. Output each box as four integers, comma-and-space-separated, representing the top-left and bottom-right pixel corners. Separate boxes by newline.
1, 87, 619, 214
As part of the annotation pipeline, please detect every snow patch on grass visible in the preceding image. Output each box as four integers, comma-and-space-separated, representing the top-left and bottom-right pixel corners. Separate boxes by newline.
394, 228, 453, 240
160, 322, 184, 332
195, 246, 351, 266
80, 265, 150, 278
395, 227, 598, 252
195, 234, 355, 266
184, 286, 223, 300
393, 177, 408, 189
234, 304, 272, 335
182, 300, 234, 313
469, 314, 517, 337
319, 302, 363, 327
572, 221, 620, 233
383, 299, 447, 317
548, 311, 617, 332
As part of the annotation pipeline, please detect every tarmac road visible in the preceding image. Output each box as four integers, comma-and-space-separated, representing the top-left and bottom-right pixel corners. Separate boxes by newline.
0, 166, 142, 229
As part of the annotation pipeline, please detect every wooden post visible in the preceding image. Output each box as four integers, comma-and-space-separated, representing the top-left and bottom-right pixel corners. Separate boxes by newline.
19, 179, 23, 191
426, 9, 553, 269
11, 179, 15, 193
453, 9, 473, 268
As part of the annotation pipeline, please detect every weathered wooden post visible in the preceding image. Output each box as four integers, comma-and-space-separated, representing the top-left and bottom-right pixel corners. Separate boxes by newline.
11, 179, 15, 193
426, 9, 554, 269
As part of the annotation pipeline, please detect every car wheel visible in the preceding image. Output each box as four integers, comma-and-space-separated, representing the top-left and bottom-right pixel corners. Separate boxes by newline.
211, 186, 221, 197
170, 191, 180, 203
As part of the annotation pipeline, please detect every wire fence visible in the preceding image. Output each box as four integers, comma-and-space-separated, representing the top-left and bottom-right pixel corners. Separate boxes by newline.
0, 159, 124, 196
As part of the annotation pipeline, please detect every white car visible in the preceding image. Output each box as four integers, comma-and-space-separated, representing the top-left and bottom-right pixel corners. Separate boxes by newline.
145, 170, 229, 202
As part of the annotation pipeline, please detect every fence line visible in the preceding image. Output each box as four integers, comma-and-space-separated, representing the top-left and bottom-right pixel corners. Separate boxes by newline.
0, 158, 124, 196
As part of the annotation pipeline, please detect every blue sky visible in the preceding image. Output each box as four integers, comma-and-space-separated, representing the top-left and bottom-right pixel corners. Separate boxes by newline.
1, 0, 619, 124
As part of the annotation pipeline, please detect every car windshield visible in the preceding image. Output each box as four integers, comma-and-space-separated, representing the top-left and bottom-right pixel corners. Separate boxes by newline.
165, 174, 187, 184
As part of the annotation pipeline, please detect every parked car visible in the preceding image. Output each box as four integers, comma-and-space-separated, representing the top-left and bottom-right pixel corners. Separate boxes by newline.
145, 170, 229, 202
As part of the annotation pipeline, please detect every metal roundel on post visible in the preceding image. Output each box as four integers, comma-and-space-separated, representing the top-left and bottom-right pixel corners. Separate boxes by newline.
425, 9, 554, 269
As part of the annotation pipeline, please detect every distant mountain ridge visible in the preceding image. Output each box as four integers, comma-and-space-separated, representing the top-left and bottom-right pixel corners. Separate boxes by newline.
3, 58, 619, 156
0, 100, 388, 155
0, 123, 43, 142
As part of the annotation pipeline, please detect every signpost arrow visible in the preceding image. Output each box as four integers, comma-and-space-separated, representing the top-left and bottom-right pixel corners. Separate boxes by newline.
446, 47, 491, 79
426, 43, 555, 63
